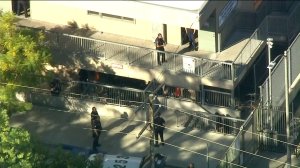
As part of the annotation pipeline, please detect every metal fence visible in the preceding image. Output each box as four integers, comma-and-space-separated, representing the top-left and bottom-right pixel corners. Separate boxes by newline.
44, 31, 235, 82
22, 80, 146, 108
259, 32, 300, 131
203, 89, 232, 107
216, 105, 300, 168
218, 105, 298, 167
217, 110, 258, 168
176, 110, 244, 135
232, 14, 295, 81
64, 80, 146, 107
287, 3, 300, 44
289, 33, 300, 84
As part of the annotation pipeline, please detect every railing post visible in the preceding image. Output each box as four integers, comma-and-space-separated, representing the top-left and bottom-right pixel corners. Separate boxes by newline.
174, 54, 176, 71
201, 87, 205, 105
231, 63, 235, 108
200, 59, 203, 77
231, 63, 235, 82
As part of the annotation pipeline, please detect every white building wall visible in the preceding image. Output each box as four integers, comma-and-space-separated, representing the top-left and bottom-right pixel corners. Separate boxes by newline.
29, 1, 203, 45
0, 1, 12, 12
30, 1, 154, 41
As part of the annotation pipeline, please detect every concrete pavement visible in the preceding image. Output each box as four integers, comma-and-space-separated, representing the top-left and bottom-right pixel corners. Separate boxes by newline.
10, 103, 235, 168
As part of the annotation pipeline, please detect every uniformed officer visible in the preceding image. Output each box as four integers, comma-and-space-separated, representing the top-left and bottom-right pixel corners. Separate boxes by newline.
91, 115, 102, 152
154, 113, 166, 147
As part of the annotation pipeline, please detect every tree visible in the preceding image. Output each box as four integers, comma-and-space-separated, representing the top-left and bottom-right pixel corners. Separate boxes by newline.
0, 108, 96, 168
0, 108, 33, 168
0, 11, 51, 115
0, 12, 100, 168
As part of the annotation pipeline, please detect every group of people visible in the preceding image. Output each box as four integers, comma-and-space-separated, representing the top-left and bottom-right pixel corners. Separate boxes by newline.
89, 107, 166, 151
89, 107, 197, 167
155, 28, 196, 65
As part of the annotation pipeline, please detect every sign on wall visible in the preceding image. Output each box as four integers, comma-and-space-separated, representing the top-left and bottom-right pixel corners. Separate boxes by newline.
182, 56, 195, 73
218, 0, 238, 27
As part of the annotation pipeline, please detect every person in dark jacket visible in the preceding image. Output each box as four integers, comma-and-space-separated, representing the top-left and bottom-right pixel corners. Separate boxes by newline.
91, 114, 102, 152
154, 113, 166, 147
155, 33, 166, 65
50, 78, 61, 96
91, 107, 99, 120
186, 28, 196, 50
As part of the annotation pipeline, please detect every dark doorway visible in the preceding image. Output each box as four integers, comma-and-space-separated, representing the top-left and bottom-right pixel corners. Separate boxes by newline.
12, 0, 30, 17
78, 69, 147, 90
181, 27, 198, 46
163, 24, 167, 43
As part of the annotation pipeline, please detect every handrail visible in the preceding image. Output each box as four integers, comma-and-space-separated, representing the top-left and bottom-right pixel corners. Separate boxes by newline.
68, 80, 145, 93
232, 28, 259, 64
287, 32, 300, 51
176, 108, 245, 122
217, 109, 255, 167
17, 24, 233, 65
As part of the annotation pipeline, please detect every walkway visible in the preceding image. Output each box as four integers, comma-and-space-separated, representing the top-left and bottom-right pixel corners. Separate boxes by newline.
16, 16, 262, 64
10, 104, 235, 168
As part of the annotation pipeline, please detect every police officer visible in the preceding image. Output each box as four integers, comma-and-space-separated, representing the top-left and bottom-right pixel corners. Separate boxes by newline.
91, 107, 99, 119
91, 107, 102, 152
154, 113, 165, 147
91, 115, 102, 152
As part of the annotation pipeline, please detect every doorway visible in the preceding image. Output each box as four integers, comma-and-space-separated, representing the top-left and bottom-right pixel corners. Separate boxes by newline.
12, 0, 30, 17
181, 27, 198, 46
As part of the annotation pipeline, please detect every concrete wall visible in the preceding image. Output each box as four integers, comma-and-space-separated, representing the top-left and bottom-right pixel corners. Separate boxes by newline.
0, 1, 12, 12
30, 1, 153, 42
29, 1, 183, 45
166, 24, 181, 45
198, 1, 230, 52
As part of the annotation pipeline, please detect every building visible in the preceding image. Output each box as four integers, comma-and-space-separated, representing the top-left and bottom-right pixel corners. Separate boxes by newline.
1, 0, 299, 119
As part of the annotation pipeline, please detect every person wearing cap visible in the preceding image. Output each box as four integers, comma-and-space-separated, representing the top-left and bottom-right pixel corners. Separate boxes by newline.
155, 33, 166, 65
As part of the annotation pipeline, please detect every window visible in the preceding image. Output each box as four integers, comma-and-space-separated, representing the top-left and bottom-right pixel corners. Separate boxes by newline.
87, 10, 135, 23
87, 10, 100, 16
101, 13, 135, 23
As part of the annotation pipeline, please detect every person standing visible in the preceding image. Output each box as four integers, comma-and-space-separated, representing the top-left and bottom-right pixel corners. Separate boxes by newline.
155, 33, 166, 65
186, 28, 196, 51
91, 114, 102, 152
154, 113, 165, 147
91, 107, 102, 152
91, 107, 98, 119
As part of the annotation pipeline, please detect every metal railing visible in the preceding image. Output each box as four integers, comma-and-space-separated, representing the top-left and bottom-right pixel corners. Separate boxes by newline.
287, 3, 300, 44
176, 110, 244, 135
64, 80, 146, 107
203, 89, 232, 107
289, 33, 300, 84
44, 31, 234, 82
217, 109, 259, 168
27, 81, 145, 108
259, 32, 300, 131
233, 7, 300, 81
